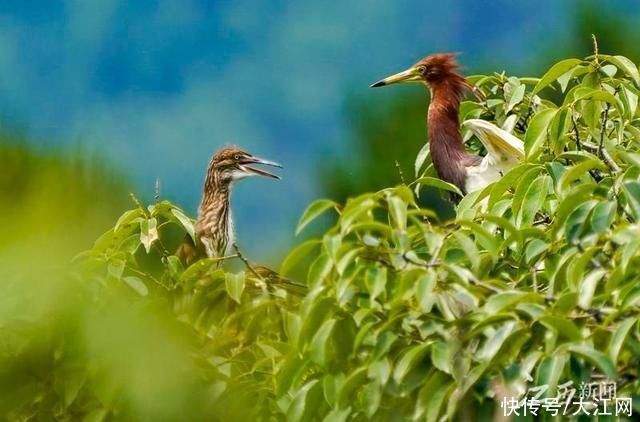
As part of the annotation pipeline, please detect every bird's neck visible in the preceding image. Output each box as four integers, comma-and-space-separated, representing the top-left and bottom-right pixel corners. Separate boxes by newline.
196, 173, 233, 256
427, 78, 472, 191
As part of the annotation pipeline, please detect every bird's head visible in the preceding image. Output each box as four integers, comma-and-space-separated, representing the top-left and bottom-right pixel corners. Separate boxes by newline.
210, 146, 282, 183
370, 53, 464, 88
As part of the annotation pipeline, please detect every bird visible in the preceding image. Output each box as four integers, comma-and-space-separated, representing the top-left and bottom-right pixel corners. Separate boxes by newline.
370, 53, 524, 196
176, 146, 282, 265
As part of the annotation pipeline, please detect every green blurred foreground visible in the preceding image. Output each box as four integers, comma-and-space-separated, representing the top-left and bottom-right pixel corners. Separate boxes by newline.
4, 52, 640, 420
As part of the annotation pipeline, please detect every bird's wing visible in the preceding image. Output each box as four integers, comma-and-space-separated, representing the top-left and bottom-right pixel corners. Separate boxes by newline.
462, 119, 525, 163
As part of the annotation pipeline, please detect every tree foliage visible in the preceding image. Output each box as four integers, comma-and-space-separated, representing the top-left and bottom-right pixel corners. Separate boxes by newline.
4, 52, 640, 420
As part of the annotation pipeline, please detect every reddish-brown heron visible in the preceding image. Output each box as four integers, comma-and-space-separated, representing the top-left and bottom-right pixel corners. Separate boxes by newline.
177, 146, 281, 265
370, 53, 524, 195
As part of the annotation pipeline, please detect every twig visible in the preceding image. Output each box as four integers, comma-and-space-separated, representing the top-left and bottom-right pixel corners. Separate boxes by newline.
403, 252, 440, 268
128, 266, 170, 291
571, 111, 606, 180
580, 141, 621, 173
468, 276, 503, 294
212, 253, 240, 263
395, 160, 406, 185
155, 179, 161, 203
531, 268, 538, 292
570, 109, 582, 151
130, 192, 150, 218
360, 255, 399, 272
429, 233, 450, 265
599, 103, 610, 157
532, 214, 551, 226
592, 34, 601, 83
232, 243, 264, 281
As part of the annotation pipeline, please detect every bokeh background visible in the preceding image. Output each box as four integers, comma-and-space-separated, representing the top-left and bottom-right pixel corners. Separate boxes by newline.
1, 0, 640, 262
1, 1, 639, 419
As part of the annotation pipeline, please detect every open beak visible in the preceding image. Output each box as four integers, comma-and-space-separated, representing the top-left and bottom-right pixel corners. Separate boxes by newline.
240, 156, 282, 180
370, 66, 423, 88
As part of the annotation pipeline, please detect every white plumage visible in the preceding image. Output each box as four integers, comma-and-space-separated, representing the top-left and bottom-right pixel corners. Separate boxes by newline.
461, 119, 525, 193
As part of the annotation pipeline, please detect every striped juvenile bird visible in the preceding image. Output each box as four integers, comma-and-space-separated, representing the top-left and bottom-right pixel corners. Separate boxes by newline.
177, 146, 281, 265
370, 53, 524, 196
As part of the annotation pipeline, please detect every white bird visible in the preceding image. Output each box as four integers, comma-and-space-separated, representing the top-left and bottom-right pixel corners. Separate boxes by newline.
461, 118, 524, 194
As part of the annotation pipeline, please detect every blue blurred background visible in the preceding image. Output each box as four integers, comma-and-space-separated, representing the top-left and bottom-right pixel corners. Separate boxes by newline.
1, 0, 639, 261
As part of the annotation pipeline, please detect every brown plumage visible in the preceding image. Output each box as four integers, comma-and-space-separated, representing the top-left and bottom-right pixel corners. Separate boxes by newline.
372, 54, 525, 198
176, 146, 281, 266
370, 53, 481, 194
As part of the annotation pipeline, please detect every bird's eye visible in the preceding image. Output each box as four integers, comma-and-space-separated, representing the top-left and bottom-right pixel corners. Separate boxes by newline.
417, 66, 427, 74
427, 67, 440, 77
234, 154, 241, 161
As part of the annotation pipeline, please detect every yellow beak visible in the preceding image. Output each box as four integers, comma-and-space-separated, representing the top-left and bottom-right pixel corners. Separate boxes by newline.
370, 66, 423, 88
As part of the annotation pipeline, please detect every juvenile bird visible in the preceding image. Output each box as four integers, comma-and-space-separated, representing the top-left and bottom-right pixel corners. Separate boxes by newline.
370, 53, 524, 196
177, 146, 281, 265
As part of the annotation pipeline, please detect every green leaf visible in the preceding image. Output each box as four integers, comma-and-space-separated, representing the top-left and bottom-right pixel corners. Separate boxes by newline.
323, 408, 351, 422
431, 342, 452, 374
365, 266, 387, 302
591, 200, 616, 234
412, 176, 462, 197
298, 298, 335, 350
171, 208, 195, 241
558, 65, 588, 92
539, 316, 582, 342
602, 54, 640, 87
322, 374, 342, 408
337, 367, 367, 408
225, 271, 245, 303
552, 184, 597, 237
525, 238, 548, 264
107, 259, 125, 279
309, 318, 336, 367
393, 343, 432, 384
415, 271, 437, 313
623, 181, 640, 220
340, 194, 376, 234
123, 276, 148, 296
281, 240, 321, 276
506, 84, 525, 112
571, 87, 619, 106
139, 218, 158, 253
532, 59, 582, 95
367, 358, 391, 385
287, 379, 321, 422
511, 168, 544, 226
453, 232, 479, 271
114, 209, 144, 232
362, 381, 382, 418
415, 143, 431, 176
622, 86, 639, 119
484, 291, 536, 314
578, 269, 606, 309
566, 344, 617, 379
521, 175, 549, 226
165, 255, 184, 277
609, 318, 636, 363
536, 353, 568, 396
476, 322, 517, 362
323, 234, 341, 263
416, 371, 450, 422
296, 199, 339, 235
387, 196, 407, 231
525, 108, 558, 159
488, 163, 539, 207
558, 158, 606, 193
